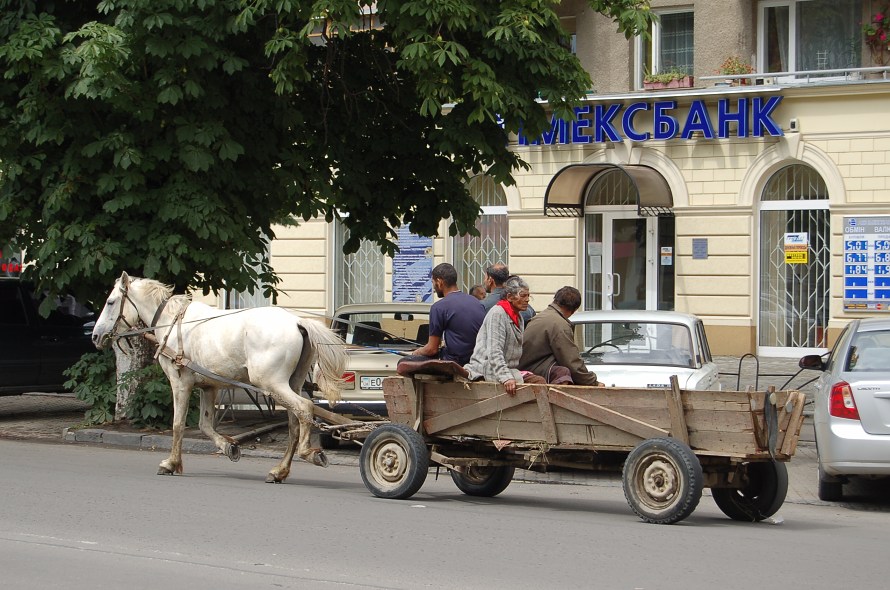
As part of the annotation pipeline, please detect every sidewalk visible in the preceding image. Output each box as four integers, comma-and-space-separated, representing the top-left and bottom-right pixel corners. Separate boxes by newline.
0, 356, 827, 507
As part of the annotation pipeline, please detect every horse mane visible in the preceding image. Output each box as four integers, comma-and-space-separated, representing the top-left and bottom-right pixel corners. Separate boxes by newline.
133, 278, 191, 315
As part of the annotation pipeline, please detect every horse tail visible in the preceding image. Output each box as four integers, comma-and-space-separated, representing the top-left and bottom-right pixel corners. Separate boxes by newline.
299, 318, 347, 404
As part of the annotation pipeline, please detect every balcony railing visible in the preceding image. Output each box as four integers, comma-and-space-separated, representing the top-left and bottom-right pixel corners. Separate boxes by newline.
699, 65, 890, 86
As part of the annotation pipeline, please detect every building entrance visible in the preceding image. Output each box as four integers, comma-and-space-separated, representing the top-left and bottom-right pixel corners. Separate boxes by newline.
584, 212, 674, 311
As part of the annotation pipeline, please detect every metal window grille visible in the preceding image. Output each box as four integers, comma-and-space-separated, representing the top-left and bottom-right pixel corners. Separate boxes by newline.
226, 242, 271, 309
333, 223, 385, 307
584, 169, 636, 207
454, 175, 509, 290
759, 164, 830, 348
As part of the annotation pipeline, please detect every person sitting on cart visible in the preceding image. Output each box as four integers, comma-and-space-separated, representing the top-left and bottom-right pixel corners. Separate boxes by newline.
404, 262, 486, 366
464, 275, 545, 395
519, 286, 600, 386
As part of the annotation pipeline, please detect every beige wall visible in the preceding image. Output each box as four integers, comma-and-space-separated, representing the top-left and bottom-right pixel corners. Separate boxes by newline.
564, 0, 755, 94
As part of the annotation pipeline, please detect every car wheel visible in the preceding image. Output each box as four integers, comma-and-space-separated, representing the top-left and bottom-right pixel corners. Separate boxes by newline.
712, 461, 788, 521
622, 437, 703, 524
359, 423, 429, 499
817, 462, 843, 502
450, 465, 514, 497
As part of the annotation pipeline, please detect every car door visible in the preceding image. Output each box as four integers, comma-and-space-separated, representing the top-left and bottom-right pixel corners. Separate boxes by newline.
34, 293, 95, 390
0, 281, 40, 392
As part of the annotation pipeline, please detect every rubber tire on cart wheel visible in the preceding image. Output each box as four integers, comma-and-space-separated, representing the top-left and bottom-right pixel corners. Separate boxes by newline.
450, 465, 515, 497
712, 461, 788, 521
622, 437, 703, 525
817, 462, 843, 502
359, 423, 429, 499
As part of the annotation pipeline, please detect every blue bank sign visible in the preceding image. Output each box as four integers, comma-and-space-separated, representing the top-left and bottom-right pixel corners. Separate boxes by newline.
519, 96, 784, 145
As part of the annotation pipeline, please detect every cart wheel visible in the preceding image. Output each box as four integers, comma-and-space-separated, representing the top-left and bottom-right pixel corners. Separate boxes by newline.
450, 465, 515, 497
712, 461, 788, 521
359, 424, 429, 499
622, 437, 703, 525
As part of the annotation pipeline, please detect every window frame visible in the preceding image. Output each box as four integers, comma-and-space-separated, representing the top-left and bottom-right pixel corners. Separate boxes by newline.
757, 0, 864, 81
634, 7, 695, 90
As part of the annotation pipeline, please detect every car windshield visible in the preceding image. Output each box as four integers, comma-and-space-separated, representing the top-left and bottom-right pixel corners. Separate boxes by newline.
575, 320, 694, 368
845, 329, 890, 372
332, 311, 430, 351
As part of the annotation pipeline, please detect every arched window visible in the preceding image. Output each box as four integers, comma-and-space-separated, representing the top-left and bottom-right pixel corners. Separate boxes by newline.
759, 164, 830, 350
453, 175, 508, 291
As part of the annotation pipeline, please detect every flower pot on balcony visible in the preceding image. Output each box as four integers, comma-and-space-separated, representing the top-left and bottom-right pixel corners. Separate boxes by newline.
643, 75, 694, 90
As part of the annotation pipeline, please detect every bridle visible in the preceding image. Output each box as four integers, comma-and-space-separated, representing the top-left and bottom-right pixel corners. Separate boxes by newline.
106, 279, 145, 352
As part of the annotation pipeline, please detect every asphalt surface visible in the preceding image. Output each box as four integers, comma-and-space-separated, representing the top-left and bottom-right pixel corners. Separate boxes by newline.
0, 356, 830, 505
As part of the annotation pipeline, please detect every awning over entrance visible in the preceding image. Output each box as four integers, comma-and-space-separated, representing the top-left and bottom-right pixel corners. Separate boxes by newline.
543, 163, 674, 218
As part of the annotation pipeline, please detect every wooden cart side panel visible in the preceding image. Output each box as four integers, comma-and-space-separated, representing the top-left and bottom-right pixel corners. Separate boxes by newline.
382, 378, 806, 458
546, 387, 670, 440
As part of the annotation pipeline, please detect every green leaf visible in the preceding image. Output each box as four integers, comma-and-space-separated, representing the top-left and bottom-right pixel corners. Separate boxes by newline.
218, 138, 244, 161
157, 85, 184, 105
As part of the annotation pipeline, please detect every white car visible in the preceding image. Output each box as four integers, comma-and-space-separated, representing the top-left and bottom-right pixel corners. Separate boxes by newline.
321, 302, 431, 418
569, 310, 720, 391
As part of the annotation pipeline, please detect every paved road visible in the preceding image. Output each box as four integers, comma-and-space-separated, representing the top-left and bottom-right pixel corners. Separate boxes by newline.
2, 441, 889, 590
4, 355, 888, 511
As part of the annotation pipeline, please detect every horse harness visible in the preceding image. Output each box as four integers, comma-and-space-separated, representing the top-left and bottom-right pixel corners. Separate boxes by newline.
112, 284, 283, 409
111, 284, 390, 427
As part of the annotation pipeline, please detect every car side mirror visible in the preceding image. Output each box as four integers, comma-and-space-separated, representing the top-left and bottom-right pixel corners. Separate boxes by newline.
798, 354, 825, 371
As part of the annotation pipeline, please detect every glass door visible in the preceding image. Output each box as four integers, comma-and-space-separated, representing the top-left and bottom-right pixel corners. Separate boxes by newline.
585, 212, 672, 311
610, 216, 648, 310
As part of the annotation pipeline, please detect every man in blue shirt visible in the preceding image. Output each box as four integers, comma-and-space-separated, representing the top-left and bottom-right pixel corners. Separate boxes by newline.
409, 263, 485, 365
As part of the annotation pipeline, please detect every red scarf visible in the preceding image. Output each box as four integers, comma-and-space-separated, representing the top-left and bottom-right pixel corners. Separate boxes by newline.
497, 299, 520, 327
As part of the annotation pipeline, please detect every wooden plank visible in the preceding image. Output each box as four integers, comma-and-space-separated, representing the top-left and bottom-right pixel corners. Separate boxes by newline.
687, 430, 759, 454
411, 379, 423, 431
547, 388, 669, 441
665, 375, 689, 444
780, 391, 807, 456
422, 388, 537, 435
312, 405, 354, 426
748, 391, 767, 450
536, 388, 559, 444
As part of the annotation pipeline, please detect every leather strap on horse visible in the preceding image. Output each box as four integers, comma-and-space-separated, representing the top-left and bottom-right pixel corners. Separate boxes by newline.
141, 331, 326, 429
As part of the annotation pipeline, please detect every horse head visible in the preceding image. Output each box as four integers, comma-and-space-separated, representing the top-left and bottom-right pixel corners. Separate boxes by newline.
91, 271, 141, 349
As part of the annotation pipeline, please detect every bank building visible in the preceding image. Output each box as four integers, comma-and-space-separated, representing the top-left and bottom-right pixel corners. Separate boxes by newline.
226, 1, 890, 358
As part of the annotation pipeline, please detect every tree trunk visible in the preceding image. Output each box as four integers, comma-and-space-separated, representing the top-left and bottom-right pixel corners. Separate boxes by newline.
113, 337, 155, 421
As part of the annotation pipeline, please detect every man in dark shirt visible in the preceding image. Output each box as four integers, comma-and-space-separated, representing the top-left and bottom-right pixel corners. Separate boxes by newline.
409, 263, 485, 365
480, 263, 535, 324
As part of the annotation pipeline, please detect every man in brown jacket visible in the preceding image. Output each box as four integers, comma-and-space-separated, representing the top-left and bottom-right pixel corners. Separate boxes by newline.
519, 286, 599, 385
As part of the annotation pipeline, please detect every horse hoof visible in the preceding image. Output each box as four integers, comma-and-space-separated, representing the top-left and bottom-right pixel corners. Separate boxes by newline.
157, 467, 174, 476
309, 450, 328, 468
265, 474, 284, 484
224, 442, 241, 462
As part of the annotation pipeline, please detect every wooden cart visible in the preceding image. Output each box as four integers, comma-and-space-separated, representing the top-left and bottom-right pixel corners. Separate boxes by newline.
355, 369, 807, 525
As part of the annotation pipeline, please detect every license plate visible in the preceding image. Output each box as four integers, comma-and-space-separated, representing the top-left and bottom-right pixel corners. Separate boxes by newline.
360, 376, 385, 390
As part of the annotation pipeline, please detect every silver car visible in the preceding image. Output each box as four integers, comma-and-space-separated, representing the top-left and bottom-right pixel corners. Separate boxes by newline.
570, 310, 720, 391
799, 317, 890, 501
324, 302, 431, 416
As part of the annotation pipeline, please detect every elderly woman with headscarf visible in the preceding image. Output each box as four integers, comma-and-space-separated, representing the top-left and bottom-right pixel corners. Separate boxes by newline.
464, 275, 544, 395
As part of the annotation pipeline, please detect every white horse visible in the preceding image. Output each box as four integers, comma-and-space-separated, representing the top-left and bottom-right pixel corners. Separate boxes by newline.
91, 271, 347, 483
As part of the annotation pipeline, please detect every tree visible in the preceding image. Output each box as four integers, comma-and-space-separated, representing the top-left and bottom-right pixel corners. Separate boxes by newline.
0, 0, 653, 307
